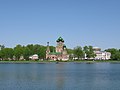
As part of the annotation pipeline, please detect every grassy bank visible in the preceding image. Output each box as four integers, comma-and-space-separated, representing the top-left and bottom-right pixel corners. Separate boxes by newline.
0, 60, 120, 64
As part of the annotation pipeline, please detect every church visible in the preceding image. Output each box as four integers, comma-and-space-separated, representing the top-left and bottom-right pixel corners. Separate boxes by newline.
46, 37, 69, 61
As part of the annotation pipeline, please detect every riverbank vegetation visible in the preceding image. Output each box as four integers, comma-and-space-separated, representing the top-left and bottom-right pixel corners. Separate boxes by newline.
0, 44, 120, 61
105, 48, 120, 60
0, 60, 120, 64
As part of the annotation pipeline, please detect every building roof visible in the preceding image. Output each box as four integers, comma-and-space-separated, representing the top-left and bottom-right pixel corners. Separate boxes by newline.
49, 52, 61, 55
93, 47, 101, 49
56, 37, 64, 42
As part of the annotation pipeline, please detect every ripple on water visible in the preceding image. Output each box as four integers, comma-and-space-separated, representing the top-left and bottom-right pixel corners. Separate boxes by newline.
0, 63, 120, 90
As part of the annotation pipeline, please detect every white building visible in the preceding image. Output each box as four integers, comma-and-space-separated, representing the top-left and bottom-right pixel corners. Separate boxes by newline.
93, 47, 111, 60
29, 54, 39, 60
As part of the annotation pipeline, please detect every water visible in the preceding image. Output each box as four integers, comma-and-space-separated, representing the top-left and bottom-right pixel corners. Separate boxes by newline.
0, 62, 120, 90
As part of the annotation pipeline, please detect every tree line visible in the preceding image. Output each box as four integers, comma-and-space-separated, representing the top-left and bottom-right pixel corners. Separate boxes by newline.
73, 46, 120, 60
0, 44, 95, 60
105, 48, 120, 60
0, 44, 120, 61
70, 46, 96, 60
0, 44, 55, 60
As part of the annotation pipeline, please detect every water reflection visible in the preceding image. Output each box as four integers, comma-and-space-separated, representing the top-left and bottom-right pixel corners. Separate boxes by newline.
55, 64, 65, 90
0, 63, 120, 90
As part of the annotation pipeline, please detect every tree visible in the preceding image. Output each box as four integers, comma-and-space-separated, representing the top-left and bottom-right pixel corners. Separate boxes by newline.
0, 45, 5, 50
14, 45, 23, 60
26, 44, 34, 55
33, 44, 41, 58
49, 46, 55, 52
67, 49, 74, 54
0, 48, 14, 60
73, 46, 84, 60
83, 46, 96, 59
89, 46, 96, 58
67, 49, 74, 60
105, 48, 120, 60
39, 46, 46, 59
23, 46, 31, 60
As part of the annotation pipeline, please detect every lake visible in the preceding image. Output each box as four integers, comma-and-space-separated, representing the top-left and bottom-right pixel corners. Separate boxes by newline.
0, 62, 120, 90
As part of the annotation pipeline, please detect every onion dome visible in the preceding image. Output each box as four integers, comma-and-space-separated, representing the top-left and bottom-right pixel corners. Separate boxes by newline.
56, 37, 64, 42
63, 44, 66, 48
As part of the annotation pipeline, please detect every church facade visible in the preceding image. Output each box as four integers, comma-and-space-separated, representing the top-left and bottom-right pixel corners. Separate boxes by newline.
46, 37, 69, 61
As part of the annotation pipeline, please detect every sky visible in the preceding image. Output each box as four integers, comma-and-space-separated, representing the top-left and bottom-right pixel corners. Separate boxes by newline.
0, 0, 120, 50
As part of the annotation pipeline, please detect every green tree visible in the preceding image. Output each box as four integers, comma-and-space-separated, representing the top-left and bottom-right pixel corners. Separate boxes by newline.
26, 44, 34, 55
33, 44, 42, 59
67, 49, 74, 54
0, 48, 14, 60
83, 46, 96, 59
67, 49, 74, 60
73, 46, 84, 60
14, 45, 23, 60
0, 45, 5, 50
49, 46, 55, 52
39, 46, 46, 59
105, 48, 120, 60
23, 46, 31, 60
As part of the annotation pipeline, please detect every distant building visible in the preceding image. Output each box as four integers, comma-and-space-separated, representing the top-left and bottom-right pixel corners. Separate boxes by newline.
29, 54, 39, 60
93, 47, 111, 60
46, 37, 69, 61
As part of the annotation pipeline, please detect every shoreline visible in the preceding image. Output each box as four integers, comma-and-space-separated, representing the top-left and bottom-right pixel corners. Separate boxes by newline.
0, 60, 120, 64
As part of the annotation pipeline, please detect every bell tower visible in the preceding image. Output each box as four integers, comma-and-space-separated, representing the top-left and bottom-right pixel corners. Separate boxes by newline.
56, 37, 64, 53
46, 42, 50, 59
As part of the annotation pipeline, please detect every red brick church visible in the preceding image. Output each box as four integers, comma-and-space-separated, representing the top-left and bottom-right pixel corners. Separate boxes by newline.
46, 37, 69, 61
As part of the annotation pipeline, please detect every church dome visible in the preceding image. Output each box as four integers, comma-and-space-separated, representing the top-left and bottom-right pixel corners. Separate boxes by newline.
56, 37, 64, 42
63, 44, 66, 48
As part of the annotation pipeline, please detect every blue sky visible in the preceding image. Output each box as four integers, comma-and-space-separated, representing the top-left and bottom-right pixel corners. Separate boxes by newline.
0, 0, 120, 50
